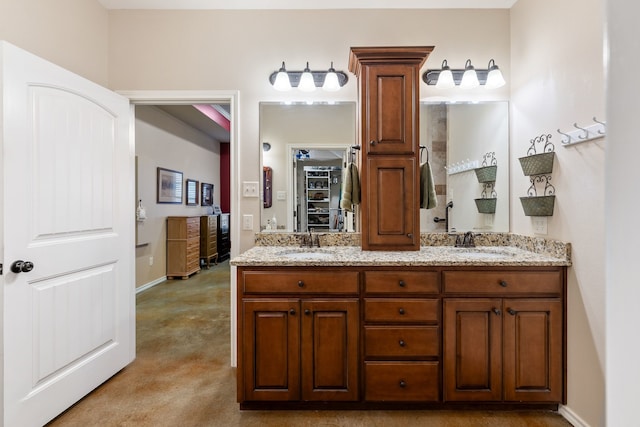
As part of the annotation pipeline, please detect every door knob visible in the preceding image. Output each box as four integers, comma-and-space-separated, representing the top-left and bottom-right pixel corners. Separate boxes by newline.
11, 260, 34, 273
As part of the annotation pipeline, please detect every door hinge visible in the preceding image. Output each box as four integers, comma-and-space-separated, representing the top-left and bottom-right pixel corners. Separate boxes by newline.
0, 263, 3, 275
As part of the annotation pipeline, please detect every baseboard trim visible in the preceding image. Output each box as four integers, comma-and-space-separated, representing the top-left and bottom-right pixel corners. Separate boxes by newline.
559, 404, 590, 427
136, 276, 167, 294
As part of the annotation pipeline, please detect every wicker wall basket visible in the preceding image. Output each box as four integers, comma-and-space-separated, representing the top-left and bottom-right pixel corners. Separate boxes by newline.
518, 152, 555, 176
520, 195, 555, 216
475, 198, 497, 214
474, 165, 497, 183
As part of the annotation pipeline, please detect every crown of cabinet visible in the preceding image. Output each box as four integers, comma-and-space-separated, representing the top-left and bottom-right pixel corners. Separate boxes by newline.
348, 46, 434, 76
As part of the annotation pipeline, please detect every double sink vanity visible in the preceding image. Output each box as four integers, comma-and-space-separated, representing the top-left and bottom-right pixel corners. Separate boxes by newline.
231, 232, 571, 409
235, 46, 570, 411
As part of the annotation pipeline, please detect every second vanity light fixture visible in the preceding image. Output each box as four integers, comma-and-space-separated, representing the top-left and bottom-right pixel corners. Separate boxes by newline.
269, 61, 349, 92
423, 59, 506, 89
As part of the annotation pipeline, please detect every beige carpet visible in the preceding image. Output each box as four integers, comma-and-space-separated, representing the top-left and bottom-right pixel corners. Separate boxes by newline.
47, 261, 572, 426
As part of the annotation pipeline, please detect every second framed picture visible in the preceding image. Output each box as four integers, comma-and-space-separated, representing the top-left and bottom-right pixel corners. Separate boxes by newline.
201, 183, 214, 206
186, 179, 199, 205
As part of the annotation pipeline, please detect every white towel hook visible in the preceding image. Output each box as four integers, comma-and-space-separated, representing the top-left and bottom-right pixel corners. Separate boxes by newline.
573, 123, 589, 139
557, 128, 572, 144
593, 117, 606, 134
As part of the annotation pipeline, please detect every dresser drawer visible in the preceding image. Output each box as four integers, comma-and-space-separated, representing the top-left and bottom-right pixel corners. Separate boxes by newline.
365, 326, 439, 358
242, 270, 359, 294
364, 271, 439, 294
365, 362, 439, 402
364, 299, 439, 323
443, 270, 563, 295
186, 217, 200, 236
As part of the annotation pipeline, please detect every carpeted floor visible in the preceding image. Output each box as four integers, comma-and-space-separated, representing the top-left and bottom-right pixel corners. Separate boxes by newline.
47, 260, 573, 426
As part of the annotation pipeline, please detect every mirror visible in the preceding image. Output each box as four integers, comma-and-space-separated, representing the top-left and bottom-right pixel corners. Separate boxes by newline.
420, 101, 509, 233
260, 100, 509, 234
260, 102, 357, 232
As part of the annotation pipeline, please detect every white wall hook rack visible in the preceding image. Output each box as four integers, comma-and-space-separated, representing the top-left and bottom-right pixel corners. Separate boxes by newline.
558, 117, 606, 147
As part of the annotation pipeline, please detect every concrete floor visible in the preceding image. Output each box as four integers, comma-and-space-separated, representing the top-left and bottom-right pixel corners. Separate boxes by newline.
47, 261, 573, 426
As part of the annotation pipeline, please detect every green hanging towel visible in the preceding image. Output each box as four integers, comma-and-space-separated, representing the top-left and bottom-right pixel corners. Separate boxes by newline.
340, 163, 360, 211
420, 161, 437, 209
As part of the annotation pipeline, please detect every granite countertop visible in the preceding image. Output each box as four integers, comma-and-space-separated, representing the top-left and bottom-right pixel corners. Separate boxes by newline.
230, 244, 570, 267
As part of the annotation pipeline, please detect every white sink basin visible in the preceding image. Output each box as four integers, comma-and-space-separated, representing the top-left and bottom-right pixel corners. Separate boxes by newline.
278, 250, 334, 260
452, 248, 513, 260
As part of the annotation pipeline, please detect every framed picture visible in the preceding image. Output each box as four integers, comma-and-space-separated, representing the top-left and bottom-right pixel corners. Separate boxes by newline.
201, 183, 214, 206
157, 167, 183, 204
186, 179, 199, 206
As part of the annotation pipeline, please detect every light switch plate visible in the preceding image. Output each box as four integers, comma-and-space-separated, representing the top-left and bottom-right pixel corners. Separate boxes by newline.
242, 181, 259, 197
532, 217, 548, 235
242, 214, 253, 230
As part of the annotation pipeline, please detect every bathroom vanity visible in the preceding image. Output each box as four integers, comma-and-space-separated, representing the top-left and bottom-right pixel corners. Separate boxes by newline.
232, 235, 570, 410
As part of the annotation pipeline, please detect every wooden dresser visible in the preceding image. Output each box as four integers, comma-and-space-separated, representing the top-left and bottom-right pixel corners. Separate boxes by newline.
166, 216, 200, 279
200, 215, 218, 268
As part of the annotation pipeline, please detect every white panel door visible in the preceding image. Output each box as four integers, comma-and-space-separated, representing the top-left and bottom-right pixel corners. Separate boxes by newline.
1, 41, 134, 426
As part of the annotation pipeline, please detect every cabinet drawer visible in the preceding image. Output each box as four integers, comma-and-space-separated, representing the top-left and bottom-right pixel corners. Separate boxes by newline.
365, 326, 439, 358
186, 217, 200, 236
364, 271, 439, 294
242, 271, 359, 294
364, 299, 439, 323
365, 362, 439, 402
443, 270, 563, 295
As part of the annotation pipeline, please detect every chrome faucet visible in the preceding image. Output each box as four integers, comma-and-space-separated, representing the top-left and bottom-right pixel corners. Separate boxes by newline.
300, 228, 320, 248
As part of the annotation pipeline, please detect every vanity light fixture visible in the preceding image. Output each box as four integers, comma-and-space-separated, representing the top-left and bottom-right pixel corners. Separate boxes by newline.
423, 58, 506, 89
269, 61, 349, 92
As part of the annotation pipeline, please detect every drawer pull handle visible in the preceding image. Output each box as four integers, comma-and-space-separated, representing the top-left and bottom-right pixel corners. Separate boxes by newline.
298, 280, 304, 288
493, 308, 501, 316
507, 308, 517, 316
289, 309, 296, 315
304, 309, 311, 315
399, 340, 406, 347
399, 380, 407, 388
398, 280, 405, 288
499, 280, 508, 287
398, 308, 405, 315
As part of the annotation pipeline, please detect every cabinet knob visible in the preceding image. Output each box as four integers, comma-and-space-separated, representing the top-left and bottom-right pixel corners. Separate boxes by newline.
399, 380, 407, 388
398, 280, 405, 288
493, 308, 501, 316
398, 308, 405, 315
499, 280, 508, 287
289, 308, 296, 315
298, 280, 304, 288
304, 309, 311, 315
407, 233, 413, 238
399, 340, 406, 347
369, 140, 377, 146
507, 308, 517, 316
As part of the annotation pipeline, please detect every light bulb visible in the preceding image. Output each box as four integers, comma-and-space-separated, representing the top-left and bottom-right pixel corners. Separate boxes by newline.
435, 60, 455, 89
298, 62, 316, 92
322, 62, 341, 92
485, 59, 506, 88
460, 59, 479, 89
272, 61, 291, 91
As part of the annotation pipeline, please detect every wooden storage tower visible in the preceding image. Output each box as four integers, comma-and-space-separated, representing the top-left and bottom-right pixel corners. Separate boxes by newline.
349, 46, 433, 251
166, 216, 200, 279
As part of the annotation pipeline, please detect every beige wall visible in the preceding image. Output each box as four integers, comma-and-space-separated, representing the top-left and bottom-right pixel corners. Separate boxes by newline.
511, 0, 605, 425
0, 0, 109, 86
107, 9, 511, 253
135, 106, 221, 288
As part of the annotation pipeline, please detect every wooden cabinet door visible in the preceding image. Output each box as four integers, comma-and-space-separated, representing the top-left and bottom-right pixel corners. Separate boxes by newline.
301, 299, 360, 401
503, 299, 563, 402
362, 63, 418, 156
242, 299, 300, 401
363, 156, 419, 250
443, 299, 502, 401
